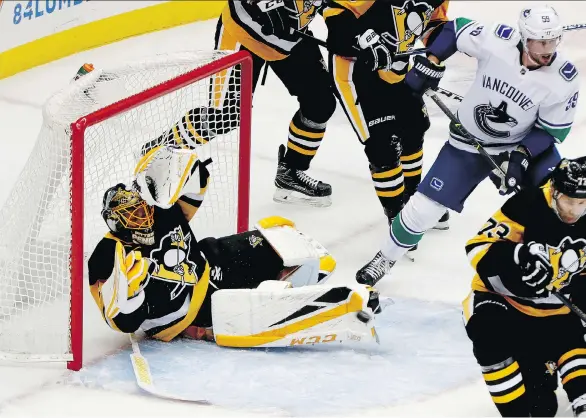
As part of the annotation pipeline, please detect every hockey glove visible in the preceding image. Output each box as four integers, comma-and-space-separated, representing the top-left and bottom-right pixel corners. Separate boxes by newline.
405, 55, 445, 96
254, 0, 290, 38
357, 29, 394, 71
515, 242, 554, 297
490, 148, 530, 196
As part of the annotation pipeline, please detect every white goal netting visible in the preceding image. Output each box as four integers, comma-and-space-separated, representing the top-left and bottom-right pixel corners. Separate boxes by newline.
0, 51, 248, 365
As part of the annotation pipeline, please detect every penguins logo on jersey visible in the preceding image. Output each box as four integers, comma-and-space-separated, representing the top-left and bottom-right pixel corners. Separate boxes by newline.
547, 237, 586, 290
386, 0, 434, 52
473, 101, 518, 138
288, 0, 319, 30
149, 226, 198, 299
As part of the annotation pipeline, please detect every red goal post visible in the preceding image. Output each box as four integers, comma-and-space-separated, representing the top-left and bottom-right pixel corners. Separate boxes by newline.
0, 51, 253, 371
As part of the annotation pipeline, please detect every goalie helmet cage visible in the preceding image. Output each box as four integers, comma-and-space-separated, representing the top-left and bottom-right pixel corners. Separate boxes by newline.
0, 50, 253, 371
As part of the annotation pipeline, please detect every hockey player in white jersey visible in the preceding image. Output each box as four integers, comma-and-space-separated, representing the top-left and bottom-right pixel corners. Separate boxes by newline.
356, 4, 581, 285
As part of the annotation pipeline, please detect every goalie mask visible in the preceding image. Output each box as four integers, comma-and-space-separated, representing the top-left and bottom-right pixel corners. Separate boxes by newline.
101, 183, 155, 245
551, 157, 586, 224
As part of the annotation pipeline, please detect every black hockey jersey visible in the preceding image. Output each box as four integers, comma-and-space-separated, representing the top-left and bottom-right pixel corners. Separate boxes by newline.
465, 181, 586, 317
324, 0, 449, 84
88, 203, 211, 341
221, 0, 324, 61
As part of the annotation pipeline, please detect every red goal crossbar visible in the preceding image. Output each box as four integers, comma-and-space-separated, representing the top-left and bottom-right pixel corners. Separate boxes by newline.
67, 51, 253, 371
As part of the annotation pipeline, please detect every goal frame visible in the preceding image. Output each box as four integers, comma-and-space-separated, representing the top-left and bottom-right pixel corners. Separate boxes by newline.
67, 51, 253, 371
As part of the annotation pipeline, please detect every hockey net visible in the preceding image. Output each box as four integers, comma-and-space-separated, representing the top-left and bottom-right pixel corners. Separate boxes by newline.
0, 50, 252, 370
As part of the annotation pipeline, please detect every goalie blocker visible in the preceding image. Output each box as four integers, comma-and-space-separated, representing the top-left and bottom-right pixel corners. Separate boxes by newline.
88, 145, 382, 350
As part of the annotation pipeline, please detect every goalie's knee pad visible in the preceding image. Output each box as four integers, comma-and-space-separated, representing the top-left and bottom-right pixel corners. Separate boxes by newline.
255, 216, 335, 287
211, 283, 378, 348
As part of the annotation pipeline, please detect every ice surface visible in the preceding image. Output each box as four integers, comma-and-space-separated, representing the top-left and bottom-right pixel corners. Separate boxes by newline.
0, 2, 585, 416
66, 298, 477, 416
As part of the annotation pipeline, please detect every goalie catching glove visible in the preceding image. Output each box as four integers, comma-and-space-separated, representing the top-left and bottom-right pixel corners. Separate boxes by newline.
133, 145, 211, 209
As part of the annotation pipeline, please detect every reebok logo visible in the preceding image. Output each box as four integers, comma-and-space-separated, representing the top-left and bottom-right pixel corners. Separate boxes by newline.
368, 115, 395, 127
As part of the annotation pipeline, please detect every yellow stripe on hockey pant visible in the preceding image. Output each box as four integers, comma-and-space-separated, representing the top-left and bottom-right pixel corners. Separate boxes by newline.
215, 292, 364, 347
152, 263, 211, 342
289, 122, 325, 139
483, 361, 519, 382
376, 185, 405, 198
333, 56, 369, 142
288, 142, 318, 156
492, 385, 526, 404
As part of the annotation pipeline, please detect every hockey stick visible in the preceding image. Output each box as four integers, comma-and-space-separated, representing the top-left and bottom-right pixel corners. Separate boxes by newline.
426, 89, 586, 322
129, 334, 209, 403
563, 23, 586, 32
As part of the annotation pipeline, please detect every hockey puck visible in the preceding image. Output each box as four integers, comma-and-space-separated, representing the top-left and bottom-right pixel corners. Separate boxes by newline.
357, 310, 371, 323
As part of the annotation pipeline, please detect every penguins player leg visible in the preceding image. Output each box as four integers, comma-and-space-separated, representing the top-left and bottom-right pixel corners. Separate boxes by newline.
463, 291, 537, 416
270, 39, 336, 207
356, 143, 496, 286
187, 217, 382, 347
551, 313, 586, 417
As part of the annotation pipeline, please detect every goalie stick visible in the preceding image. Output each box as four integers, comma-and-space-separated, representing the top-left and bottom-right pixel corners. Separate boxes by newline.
425, 89, 586, 323
129, 334, 210, 403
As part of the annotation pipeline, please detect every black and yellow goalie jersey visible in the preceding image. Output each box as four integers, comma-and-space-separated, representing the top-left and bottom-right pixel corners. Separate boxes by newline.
88, 203, 211, 342
221, 0, 324, 61
324, 0, 449, 84
465, 181, 586, 318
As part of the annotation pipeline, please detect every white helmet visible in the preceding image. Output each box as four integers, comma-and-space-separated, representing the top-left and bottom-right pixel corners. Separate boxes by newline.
518, 5, 563, 64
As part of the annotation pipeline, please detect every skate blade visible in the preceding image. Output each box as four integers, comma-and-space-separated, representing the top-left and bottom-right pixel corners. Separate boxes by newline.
404, 252, 416, 262
273, 188, 332, 208
433, 220, 450, 230
433, 222, 450, 231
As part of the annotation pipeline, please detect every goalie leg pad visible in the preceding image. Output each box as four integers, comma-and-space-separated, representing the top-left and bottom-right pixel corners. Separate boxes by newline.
255, 216, 335, 286
211, 284, 377, 348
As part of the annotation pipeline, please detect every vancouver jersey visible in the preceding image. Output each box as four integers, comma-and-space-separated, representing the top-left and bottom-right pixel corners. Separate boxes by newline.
449, 18, 580, 154
88, 203, 211, 341
222, 0, 324, 61
324, 0, 449, 84
464, 181, 586, 318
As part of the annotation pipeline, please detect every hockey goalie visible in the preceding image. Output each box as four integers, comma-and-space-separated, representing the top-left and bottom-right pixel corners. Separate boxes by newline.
87, 144, 382, 348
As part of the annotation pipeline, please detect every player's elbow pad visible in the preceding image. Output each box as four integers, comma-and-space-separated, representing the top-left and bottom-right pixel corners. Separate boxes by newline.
325, 12, 360, 57
427, 21, 458, 62
521, 127, 556, 157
